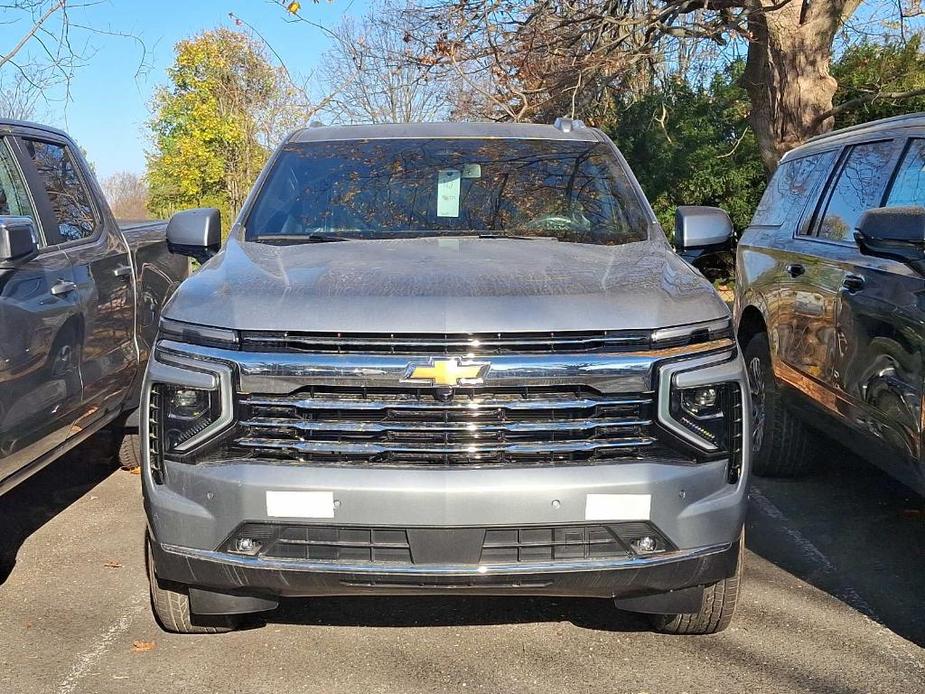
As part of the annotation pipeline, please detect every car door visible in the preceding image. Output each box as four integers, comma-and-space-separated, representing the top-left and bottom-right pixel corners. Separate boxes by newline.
774, 139, 900, 414
17, 135, 135, 434
0, 136, 84, 486
831, 135, 925, 490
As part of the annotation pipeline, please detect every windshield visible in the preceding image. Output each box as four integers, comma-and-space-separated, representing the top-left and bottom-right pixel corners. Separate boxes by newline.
245, 138, 650, 245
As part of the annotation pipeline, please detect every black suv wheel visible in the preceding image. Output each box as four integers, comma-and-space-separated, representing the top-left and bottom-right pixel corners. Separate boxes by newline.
744, 333, 814, 477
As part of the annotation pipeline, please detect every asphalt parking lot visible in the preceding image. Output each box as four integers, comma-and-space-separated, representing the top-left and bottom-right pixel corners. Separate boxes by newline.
0, 438, 922, 694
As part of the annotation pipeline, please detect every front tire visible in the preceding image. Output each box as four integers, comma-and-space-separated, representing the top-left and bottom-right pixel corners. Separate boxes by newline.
650, 534, 744, 635
146, 535, 237, 634
744, 333, 814, 477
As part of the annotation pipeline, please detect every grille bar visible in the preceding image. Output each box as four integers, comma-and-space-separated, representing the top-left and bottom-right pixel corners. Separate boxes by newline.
243, 394, 650, 412
236, 436, 657, 457
240, 416, 651, 435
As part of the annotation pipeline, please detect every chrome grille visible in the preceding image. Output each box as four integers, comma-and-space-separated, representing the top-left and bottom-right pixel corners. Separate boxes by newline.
232, 386, 673, 467
238, 325, 731, 355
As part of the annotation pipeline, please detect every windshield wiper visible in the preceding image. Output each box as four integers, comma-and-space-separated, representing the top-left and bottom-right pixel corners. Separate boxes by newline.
254, 234, 352, 244
476, 233, 556, 241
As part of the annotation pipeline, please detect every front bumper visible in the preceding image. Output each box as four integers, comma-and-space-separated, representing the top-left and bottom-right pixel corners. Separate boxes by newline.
150, 535, 740, 615
142, 337, 750, 611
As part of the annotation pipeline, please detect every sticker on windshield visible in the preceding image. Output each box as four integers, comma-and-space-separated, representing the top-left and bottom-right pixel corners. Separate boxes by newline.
437, 169, 461, 217
462, 163, 481, 178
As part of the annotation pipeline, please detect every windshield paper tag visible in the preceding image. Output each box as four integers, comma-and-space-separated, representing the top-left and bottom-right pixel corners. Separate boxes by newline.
437, 169, 461, 217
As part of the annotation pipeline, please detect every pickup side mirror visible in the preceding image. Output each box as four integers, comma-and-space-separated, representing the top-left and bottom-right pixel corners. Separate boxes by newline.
0, 216, 38, 267
855, 206, 925, 272
674, 206, 734, 264
167, 208, 222, 263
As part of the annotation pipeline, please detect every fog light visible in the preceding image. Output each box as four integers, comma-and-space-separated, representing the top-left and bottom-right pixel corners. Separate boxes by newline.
631, 536, 660, 554
231, 537, 262, 555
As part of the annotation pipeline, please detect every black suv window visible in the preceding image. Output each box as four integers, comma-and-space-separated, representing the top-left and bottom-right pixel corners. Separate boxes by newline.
886, 139, 925, 206
816, 140, 895, 243
24, 138, 97, 244
0, 140, 39, 242
246, 138, 650, 246
752, 151, 836, 228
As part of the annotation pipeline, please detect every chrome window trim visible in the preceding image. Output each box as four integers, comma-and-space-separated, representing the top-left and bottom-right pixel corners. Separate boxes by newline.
160, 541, 731, 576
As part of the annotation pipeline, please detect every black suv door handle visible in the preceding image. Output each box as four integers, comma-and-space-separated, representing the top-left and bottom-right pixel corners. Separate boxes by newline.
113, 264, 132, 279
786, 263, 805, 278
842, 274, 866, 292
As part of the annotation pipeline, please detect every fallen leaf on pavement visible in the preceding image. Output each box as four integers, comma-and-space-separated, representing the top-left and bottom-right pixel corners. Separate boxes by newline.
104, 560, 123, 569
132, 640, 156, 653
130, 467, 141, 475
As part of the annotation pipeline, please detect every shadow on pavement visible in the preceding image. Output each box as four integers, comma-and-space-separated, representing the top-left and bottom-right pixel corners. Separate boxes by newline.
262, 594, 651, 632
0, 432, 121, 585
746, 440, 925, 647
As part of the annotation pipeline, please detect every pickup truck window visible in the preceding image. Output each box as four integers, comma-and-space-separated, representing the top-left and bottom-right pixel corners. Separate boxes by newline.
886, 138, 925, 206
0, 140, 38, 238
24, 138, 97, 244
752, 150, 836, 228
816, 140, 895, 243
245, 139, 649, 246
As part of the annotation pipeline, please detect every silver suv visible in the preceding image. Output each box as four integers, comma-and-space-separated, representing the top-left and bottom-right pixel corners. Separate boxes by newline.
142, 120, 750, 634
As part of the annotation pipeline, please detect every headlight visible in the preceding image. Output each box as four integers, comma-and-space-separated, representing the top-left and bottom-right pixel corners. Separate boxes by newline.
146, 351, 235, 482
669, 383, 739, 451
159, 385, 222, 451
656, 353, 746, 482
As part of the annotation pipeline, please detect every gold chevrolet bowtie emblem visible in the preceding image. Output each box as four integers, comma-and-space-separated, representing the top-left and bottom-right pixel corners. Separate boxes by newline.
402, 358, 490, 387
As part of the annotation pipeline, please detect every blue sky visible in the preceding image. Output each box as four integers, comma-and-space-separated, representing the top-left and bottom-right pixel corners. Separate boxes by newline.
0, 0, 369, 179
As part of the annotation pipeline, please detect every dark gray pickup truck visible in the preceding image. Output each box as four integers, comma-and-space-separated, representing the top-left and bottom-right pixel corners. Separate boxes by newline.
0, 120, 188, 494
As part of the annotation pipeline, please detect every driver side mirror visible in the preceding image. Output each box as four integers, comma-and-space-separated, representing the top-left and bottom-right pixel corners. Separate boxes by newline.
167, 208, 222, 264
855, 206, 925, 273
674, 206, 734, 264
0, 216, 38, 267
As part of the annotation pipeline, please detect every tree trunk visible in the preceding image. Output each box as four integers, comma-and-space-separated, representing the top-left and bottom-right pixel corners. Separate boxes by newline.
740, 0, 862, 174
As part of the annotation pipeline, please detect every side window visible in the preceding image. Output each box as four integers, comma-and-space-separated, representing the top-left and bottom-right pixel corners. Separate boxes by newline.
752, 150, 836, 228
24, 138, 97, 244
0, 139, 39, 244
816, 140, 895, 243
885, 139, 925, 206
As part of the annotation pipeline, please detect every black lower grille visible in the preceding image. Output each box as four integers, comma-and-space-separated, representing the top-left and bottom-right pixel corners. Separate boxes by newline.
227, 386, 679, 467
222, 522, 674, 565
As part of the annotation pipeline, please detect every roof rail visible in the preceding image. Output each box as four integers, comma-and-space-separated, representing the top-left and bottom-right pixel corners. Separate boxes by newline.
805, 112, 925, 144
553, 117, 585, 133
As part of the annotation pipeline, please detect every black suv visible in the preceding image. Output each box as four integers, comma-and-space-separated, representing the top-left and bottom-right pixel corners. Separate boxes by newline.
735, 113, 925, 496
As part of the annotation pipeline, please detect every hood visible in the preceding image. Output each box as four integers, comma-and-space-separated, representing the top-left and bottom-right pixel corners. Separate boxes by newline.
163, 237, 729, 333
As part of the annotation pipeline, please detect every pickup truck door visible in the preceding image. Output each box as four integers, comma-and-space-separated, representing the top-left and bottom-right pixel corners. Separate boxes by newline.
0, 138, 84, 486
15, 135, 136, 434
831, 136, 925, 492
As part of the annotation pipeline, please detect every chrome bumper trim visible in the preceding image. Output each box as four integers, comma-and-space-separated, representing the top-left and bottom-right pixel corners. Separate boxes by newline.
159, 541, 732, 576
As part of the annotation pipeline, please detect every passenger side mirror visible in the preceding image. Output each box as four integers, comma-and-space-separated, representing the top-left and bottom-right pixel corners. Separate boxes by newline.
674, 206, 734, 264
0, 216, 38, 267
855, 206, 925, 273
167, 208, 222, 264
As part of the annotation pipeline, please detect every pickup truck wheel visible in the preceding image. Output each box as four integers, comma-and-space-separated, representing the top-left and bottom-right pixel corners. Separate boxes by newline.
118, 432, 141, 471
146, 535, 237, 634
650, 533, 744, 635
744, 333, 813, 477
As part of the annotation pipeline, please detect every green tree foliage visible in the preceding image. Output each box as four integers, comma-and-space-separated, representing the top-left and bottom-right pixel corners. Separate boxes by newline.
607, 64, 767, 238
830, 35, 925, 128
146, 28, 284, 224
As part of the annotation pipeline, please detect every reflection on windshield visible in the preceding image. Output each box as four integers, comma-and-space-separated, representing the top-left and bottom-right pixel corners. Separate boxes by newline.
246, 138, 649, 246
